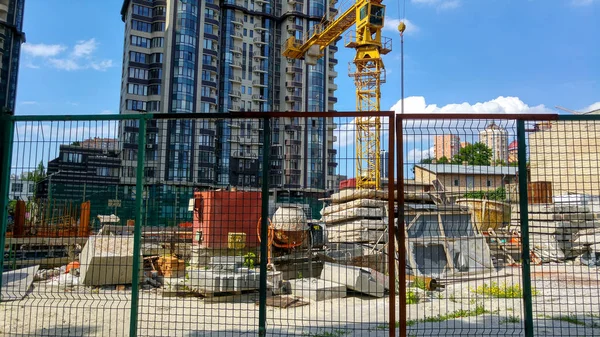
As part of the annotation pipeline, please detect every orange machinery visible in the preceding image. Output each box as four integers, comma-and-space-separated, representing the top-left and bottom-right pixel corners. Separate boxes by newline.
11, 200, 91, 238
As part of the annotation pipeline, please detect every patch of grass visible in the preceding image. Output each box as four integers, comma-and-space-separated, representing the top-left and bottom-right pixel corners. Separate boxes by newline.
406, 290, 420, 304
500, 315, 521, 324
553, 315, 586, 326
448, 294, 459, 303
391, 305, 489, 327
303, 329, 349, 337
411, 276, 428, 291
472, 282, 538, 298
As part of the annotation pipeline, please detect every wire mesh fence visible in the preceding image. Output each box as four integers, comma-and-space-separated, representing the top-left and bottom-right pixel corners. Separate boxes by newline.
3, 112, 600, 336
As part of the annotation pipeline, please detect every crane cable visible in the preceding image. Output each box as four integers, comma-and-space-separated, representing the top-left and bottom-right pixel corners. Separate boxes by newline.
397, 0, 407, 115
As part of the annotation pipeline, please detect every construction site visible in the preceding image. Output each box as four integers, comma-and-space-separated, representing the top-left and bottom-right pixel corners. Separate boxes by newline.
1, 1, 599, 337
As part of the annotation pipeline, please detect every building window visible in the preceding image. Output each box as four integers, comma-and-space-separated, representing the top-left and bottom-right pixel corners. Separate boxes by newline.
487, 180, 492, 187
152, 22, 165, 32
151, 37, 164, 48
128, 83, 148, 96
133, 4, 152, 17
454, 179, 459, 187
128, 67, 149, 80
126, 99, 147, 111
11, 183, 23, 193
28, 184, 35, 193
147, 101, 161, 112
97, 167, 110, 177
131, 35, 150, 48
131, 20, 151, 33
130, 51, 147, 64
150, 53, 163, 63
149, 68, 162, 80
154, 6, 165, 16
148, 84, 161, 95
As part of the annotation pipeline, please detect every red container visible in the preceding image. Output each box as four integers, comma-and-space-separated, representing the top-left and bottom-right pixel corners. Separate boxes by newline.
340, 178, 356, 190
192, 191, 262, 248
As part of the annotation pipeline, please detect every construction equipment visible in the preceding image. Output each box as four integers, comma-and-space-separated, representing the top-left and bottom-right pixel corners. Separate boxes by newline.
283, 0, 405, 190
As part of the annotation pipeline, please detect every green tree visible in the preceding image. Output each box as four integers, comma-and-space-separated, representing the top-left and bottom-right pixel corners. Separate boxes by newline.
437, 156, 450, 164
21, 161, 46, 183
420, 158, 433, 164
493, 159, 507, 166
452, 142, 492, 166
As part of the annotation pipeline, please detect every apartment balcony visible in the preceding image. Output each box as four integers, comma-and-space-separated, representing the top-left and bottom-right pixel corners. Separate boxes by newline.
270, 169, 283, 175
229, 121, 241, 128
252, 94, 267, 102
285, 139, 302, 146
231, 31, 243, 40
231, 151, 259, 159
328, 69, 338, 77
255, 0, 267, 4
253, 65, 268, 73
286, 65, 302, 74
285, 95, 302, 103
254, 24, 267, 32
284, 169, 301, 176
286, 81, 302, 88
253, 80, 267, 87
232, 16, 243, 26
230, 76, 242, 83
329, 57, 338, 65
228, 105, 242, 112
253, 37, 267, 45
231, 46, 243, 55
285, 153, 301, 160
328, 136, 337, 143
328, 161, 339, 167
329, 7, 338, 15
328, 82, 338, 90
328, 96, 338, 103
230, 61, 243, 69
328, 149, 338, 155
229, 90, 241, 98
327, 122, 338, 130
284, 124, 302, 132
287, 0, 298, 4
253, 51, 267, 59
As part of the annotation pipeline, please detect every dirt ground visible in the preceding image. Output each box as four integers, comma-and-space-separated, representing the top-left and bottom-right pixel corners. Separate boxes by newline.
1, 264, 599, 337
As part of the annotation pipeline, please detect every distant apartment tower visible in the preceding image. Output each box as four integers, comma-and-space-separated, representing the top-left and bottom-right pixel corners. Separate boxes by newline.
119, 0, 339, 219
479, 122, 508, 164
434, 134, 460, 160
380, 150, 389, 179
0, 0, 25, 113
507, 140, 518, 164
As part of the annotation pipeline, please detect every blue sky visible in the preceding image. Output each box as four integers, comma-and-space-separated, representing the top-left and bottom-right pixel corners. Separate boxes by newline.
15, 0, 599, 116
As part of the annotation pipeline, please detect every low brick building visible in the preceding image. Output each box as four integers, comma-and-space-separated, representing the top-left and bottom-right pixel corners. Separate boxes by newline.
414, 164, 518, 193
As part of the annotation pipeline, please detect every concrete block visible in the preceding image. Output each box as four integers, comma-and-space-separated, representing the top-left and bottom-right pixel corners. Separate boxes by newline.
79, 236, 142, 286
290, 278, 346, 301
186, 270, 259, 293
320, 262, 385, 297
360, 230, 388, 243
1, 266, 39, 302
209, 256, 244, 271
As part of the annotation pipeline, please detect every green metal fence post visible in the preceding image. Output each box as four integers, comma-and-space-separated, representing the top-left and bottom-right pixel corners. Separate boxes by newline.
0, 112, 14, 295
259, 116, 271, 337
517, 119, 534, 337
129, 115, 147, 337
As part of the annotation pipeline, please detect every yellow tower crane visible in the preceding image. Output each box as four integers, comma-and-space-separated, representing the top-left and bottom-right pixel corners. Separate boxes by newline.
283, 0, 404, 190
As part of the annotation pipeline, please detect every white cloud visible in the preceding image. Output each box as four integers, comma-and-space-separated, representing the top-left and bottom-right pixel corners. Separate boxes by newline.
22, 43, 66, 57
390, 96, 554, 115
21, 38, 112, 72
72, 38, 97, 58
412, 0, 461, 10
583, 102, 600, 113
384, 18, 419, 35
20, 101, 38, 105
100, 110, 115, 115
407, 146, 434, 163
335, 96, 554, 149
571, 0, 595, 6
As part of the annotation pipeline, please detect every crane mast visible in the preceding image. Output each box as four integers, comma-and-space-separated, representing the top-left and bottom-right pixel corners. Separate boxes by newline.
283, 0, 391, 190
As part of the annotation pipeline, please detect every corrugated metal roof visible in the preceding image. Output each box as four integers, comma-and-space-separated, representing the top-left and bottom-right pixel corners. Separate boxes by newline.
416, 164, 518, 175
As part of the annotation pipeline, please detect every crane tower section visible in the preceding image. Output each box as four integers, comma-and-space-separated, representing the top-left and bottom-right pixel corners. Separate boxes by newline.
283, 0, 391, 190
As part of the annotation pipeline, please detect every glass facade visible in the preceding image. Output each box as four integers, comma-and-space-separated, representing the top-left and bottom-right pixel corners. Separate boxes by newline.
0, 0, 25, 112
166, 0, 199, 182
306, 21, 325, 189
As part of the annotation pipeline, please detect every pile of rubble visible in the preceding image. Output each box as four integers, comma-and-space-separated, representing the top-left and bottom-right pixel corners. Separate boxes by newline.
510, 203, 600, 265
321, 189, 388, 244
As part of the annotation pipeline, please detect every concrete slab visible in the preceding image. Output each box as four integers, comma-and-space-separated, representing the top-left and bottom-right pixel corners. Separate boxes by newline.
320, 262, 385, 297
79, 236, 143, 286
209, 256, 244, 271
290, 277, 346, 301
321, 262, 385, 297
1, 265, 39, 302
186, 270, 259, 293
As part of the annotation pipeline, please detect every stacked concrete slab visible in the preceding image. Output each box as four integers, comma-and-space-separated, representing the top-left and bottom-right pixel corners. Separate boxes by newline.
322, 190, 388, 243
79, 236, 144, 286
511, 203, 600, 260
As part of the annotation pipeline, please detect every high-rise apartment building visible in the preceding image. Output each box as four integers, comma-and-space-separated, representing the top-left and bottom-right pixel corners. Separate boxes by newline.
479, 122, 508, 164
0, 0, 25, 113
434, 134, 460, 160
380, 150, 389, 179
119, 0, 339, 220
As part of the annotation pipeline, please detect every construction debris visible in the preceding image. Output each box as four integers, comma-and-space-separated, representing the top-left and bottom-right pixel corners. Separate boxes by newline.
79, 236, 143, 286
1, 265, 39, 301
320, 262, 386, 297
290, 278, 346, 301
265, 295, 309, 308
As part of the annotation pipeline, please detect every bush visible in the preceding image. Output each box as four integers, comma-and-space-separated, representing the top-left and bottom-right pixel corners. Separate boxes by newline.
464, 187, 506, 201
472, 281, 538, 298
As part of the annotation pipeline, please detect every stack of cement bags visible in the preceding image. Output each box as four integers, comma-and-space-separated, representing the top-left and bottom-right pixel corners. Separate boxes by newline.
510, 203, 600, 263
321, 189, 389, 243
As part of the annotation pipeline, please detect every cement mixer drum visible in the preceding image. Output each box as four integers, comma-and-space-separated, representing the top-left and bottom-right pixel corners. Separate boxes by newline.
271, 206, 308, 247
